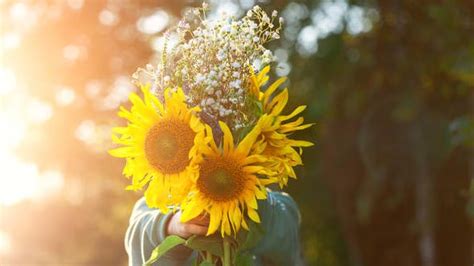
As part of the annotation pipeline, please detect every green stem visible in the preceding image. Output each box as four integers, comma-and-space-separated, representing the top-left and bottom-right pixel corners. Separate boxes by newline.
206, 251, 212, 263
223, 238, 231, 266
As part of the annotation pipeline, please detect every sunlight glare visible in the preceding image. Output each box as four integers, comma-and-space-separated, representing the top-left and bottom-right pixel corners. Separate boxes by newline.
0, 151, 64, 206
27, 99, 53, 124
0, 231, 11, 254
0, 68, 16, 95
55, 86, 76, 106
137, 9, 169, 34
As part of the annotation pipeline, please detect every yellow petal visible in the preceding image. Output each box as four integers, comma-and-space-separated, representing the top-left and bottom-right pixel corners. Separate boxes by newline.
246, 196, 258, 209
221, 211, 231, 236
267, 89, 288, 116
243, 154, 268, 165
288, 140, 314, 147
257, 65, 270, 85
207, 206, 222, 236
232, 205, 242, 233
108, 147, 139, 158
219, 121, 234, 154
236, 124, 261, 156
247, 207, 261, 223
243, 165, 265, 174
255, 187, 267, 199
181, 200, 204, 222
263, 77, 287, 106
280, 105, 307, 121
241, 217, 249, 230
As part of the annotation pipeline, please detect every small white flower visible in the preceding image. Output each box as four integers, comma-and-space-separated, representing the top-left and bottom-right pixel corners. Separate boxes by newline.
163, 75, 170, 82
253, 36, 260, 42
272, 10, 278, 17
216, 50, 225, 61
205, 87, 214, 95
195, 73, 205, 83
262, 15, 270, 23
221, 25, 231, 33
206, 98, 215, 106
231, 62, 241, 68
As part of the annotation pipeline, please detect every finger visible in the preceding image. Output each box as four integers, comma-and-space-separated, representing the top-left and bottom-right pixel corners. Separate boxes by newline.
189, 214, 210, 226
182, 223, 208, 236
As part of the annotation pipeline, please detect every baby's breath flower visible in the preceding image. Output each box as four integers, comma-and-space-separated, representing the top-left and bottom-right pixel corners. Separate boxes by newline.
231, 62, 241, 68
133, 5, 284, 132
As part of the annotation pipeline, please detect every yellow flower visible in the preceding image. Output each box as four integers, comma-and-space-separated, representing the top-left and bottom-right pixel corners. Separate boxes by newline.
180, 121, 272, 237
250, 66, 314, 187
109, 85, 207, 212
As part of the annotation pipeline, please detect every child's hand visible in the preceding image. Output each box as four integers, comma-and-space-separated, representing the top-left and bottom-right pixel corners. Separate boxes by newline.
166, 211, 210, 239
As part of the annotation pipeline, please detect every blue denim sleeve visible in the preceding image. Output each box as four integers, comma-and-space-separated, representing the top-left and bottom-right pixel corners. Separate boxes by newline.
124, 197, 193, 266
125, 192, 304, 266
251, 191, 306, 266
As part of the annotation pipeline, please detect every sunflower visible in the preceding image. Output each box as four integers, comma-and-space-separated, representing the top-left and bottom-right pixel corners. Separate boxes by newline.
180, 121, 273, 237
109, 85, 207, 212
250, 66, 314, 187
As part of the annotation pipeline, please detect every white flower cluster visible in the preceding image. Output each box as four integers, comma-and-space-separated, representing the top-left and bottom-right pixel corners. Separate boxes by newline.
133, 4, 283, 133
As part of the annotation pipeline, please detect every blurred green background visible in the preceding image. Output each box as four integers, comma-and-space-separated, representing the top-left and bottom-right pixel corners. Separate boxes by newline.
0, 0, 473, 265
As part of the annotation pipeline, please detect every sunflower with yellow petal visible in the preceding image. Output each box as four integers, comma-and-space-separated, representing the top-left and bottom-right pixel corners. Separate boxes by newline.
250, 66, 314, 187
180, 121, 273, 237
109, 85, 207, 212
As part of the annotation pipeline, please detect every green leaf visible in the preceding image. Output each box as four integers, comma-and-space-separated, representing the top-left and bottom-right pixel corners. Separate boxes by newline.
143, 235, 186, 266
255, 100, 263, 115
236, 220, 265, 251
199, 262, 215, 266
234, 253, 254, 266
185, 235, 224, 257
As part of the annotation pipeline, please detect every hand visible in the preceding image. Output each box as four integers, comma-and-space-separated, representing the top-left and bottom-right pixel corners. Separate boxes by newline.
166, 211, 210, 239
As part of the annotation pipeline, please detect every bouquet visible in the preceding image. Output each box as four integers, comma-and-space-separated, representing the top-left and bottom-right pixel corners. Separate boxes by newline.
110, 3, 313, 265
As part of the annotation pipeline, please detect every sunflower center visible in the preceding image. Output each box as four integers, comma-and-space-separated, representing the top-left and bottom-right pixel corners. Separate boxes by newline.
155, 132, 179, 161
197, 155, 246, 202
145, 119, 195, 174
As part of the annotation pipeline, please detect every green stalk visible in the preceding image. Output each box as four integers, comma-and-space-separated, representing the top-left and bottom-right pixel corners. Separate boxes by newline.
223, 238, 231, 266
206, 251, 212, 263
